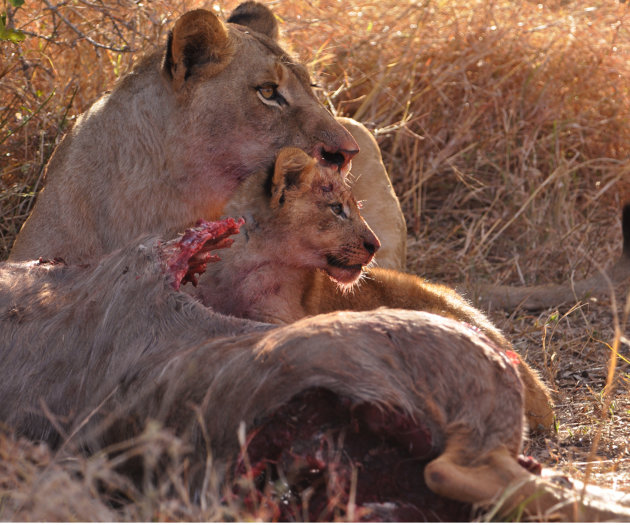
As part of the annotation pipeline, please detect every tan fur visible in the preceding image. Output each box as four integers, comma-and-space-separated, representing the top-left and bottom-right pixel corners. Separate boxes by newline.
0, 229, 625, 520
9, 4, 366, 264
202, 148, 554, 431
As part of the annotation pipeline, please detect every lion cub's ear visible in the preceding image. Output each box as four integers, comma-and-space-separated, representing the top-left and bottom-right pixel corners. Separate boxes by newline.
164, 9, 234, 91
270, 148, 317, 208
227, 2, 279, 41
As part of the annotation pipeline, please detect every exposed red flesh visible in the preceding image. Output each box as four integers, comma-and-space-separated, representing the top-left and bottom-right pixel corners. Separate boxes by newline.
36, 257, 67, 266
161, 218, 244, 290
518, 454, 543, 475
505, 350, 522, 367
233, 388, 475, 522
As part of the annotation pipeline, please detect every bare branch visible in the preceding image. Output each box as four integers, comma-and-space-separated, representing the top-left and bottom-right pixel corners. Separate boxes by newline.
42, 0, 132, 53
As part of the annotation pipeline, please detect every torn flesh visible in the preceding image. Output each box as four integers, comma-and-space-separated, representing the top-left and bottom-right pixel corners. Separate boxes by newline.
160, 217, 244, 290
233, 388, 477, 522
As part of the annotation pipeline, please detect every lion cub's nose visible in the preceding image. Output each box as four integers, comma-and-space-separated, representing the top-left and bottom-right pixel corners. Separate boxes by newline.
364, 236, 381, 255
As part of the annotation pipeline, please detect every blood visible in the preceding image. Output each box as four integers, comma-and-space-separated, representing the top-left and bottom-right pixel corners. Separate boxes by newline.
505, 350, 522, 367
161, 217, 244, 290
233, 388, 474, 522
36, 257, 67, 266
518, 454, 543, 475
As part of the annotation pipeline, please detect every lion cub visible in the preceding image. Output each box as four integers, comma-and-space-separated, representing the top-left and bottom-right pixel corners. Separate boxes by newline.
198, 147, 554, 430
197, 147, 380, 323
201, 148, 503, 345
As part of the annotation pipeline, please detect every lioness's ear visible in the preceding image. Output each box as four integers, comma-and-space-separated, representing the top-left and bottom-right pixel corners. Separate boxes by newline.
271, 148, 316, 207
227, 2, 279, 41
164, 9, 233, 90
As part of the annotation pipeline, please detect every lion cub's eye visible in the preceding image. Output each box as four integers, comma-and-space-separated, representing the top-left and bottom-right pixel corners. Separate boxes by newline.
330, 203, 346, 218
256, 84, 287, 107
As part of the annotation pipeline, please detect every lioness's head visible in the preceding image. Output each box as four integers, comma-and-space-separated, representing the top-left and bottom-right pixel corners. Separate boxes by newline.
7, 2, 365, 265
162, 3, 359, 212
265, 147, 380, 285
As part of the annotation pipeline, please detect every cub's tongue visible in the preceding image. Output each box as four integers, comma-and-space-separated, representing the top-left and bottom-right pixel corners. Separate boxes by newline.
327, 264, 363, 286
325, 254, 364, 285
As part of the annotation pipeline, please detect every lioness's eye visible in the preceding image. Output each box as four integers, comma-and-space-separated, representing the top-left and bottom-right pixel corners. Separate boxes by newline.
259, 85, 276, 99
256, 84, 287, 106
330, 203, 345, 217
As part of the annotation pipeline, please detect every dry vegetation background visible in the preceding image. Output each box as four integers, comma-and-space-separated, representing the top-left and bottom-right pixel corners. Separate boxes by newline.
1, 0, 630, 520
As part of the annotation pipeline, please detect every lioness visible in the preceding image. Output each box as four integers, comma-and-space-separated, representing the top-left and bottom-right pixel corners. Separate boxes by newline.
200, 147, 554, 431
8, 2, 406, 268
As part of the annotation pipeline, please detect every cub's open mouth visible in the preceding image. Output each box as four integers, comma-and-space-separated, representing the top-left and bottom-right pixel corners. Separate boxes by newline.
325, 255, 364, 284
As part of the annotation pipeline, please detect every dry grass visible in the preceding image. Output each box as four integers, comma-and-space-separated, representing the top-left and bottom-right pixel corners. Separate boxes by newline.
1, 0, 630, 519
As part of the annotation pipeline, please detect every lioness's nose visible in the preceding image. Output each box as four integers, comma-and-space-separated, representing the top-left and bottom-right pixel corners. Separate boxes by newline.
319, 145, 359, 171
316, 132, 359, 171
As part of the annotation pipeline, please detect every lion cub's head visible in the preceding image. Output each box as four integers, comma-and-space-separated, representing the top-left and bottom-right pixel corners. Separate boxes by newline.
262, 147, 381, 285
